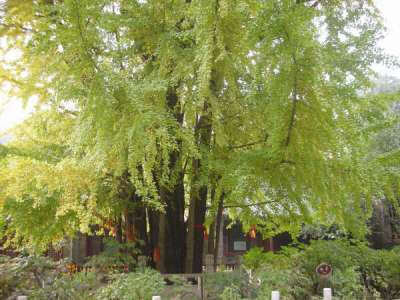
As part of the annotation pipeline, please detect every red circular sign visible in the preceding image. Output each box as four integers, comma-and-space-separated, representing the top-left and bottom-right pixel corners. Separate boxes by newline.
316, 263, 332, 276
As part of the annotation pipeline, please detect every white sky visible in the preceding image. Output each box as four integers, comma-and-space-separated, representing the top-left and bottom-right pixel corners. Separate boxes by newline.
1, 0, 400, 132
0, 96, 36, 133
374, 0, 400, 77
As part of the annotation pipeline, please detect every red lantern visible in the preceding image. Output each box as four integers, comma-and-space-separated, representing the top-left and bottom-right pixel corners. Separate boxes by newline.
204, 227, 209, 240
249, 225, 256, 239
153, 247, 161, 263
195, 224, 208, 240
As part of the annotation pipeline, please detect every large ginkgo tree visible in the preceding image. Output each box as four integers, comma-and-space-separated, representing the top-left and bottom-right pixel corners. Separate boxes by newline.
0, 0, 398, 273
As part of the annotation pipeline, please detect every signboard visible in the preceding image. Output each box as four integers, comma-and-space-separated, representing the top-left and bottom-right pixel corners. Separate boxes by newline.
233, 241, 247, 251
316, 263, 332, 278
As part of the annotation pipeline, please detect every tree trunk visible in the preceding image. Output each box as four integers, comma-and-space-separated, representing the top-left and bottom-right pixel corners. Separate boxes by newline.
148, 208, 159, 268
185, 105, 212, 273
115, 216, 123, 243
158, 212, 168, 273
207, 184, 217, 255
159, 169, 186, 273
193, 185, 208, 273
214, 193, 224, 271
185, 164, 209, 273
155, 87, 186, 273
124, 195, 148, 248
208, 222, 215, 255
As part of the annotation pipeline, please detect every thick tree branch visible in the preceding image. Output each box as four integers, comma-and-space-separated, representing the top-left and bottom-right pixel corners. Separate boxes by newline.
285, 88, 297, 147
285, 31, 299, 147
223, 200, 279, 208
296, 0, 321, 6
73, 0, 99, 72
0, 21, 34, 33
59, 107, 78, 116
228, 133, 269, 150
0, 75, 23, 86
311, 1, 321, 8
230, 139, 264, 150
281, 159, 295, 165
213, 192, 224, 271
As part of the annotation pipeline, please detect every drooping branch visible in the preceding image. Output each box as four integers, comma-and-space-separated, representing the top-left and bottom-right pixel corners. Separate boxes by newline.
73, 0, 99, 72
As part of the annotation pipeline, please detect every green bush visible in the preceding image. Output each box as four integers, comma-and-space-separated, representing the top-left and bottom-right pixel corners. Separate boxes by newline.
244, 240, 365, 299
220, 284, 243, 300
3, 240, 400, 300
159, 275, 201, 300
29, 272, 100, 300
254, 266, 314, 300
330, 267, 364, 300
358, 245, 400, 299
204, 269, 255, 300
295, 240, 358, 281
0, 255, 64, 299
242, 247, 269, 271
0, 254, 103, 299
243, 245, 299, 272
85, 238, 142, 273
95, 268, 164, 300
246, 240, 400, 300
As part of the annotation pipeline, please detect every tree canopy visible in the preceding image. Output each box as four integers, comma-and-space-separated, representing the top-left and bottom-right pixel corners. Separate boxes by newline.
0, 0, 399, 273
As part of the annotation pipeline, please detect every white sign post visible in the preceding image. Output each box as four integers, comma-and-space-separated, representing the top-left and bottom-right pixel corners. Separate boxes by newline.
152, 296, 161, 300
17, 297, 28, 300
323, 288, 332, 300
271, 290, 280, 300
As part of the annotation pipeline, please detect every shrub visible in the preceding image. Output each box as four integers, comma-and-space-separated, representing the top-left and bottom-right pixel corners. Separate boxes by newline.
29, 272, 100, 300
159, 275, 201, 300
95, 268, 164, 300
295, 240, 358, 280
244, 240, 365, 299
254, 266, 314, 300
204, 269, 255, 299
358, 245, 400, 300
243, 245, 299, 272
0, 254, 103, 299
85, 238, 142, 273
0, 255, 64, 299
330, 267, 364, 300
242, 247, 269, 271
220, 284, 243, 300
205, 269, 258, 299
